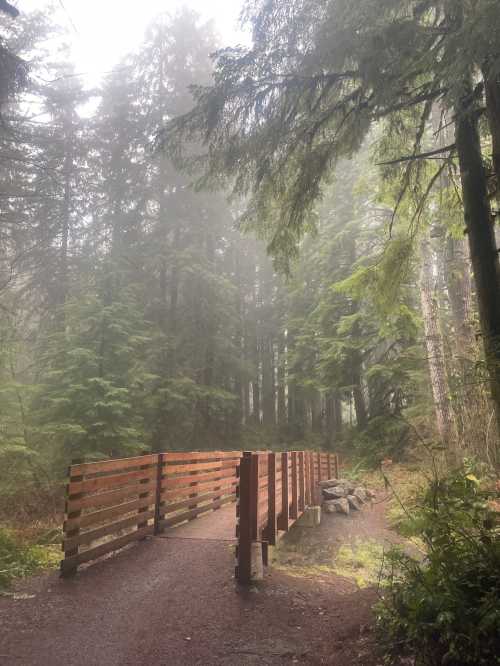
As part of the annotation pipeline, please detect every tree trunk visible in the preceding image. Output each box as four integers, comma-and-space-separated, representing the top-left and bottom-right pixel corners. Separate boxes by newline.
57, 102, 73, 321
262, 336, 276, 426
444, 236, 491, 457
334, 394, 342, 437
445, 237, 475, 354
352, 381, 367, 429
455, 83, 500, 465
420, 235, 458, 457
167, 223, 180, 376
325, 392, 336, 448
311, 390, 323, 434
277, 334, 286, 427
483, 64, 500, 207
350, 321, 367, 429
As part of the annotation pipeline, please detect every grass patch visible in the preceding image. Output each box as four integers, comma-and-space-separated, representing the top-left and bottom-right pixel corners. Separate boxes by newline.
361, 463, 428, 535
274, 533, 386, 588
333, 539, 385, 588
0, 527, 60, 590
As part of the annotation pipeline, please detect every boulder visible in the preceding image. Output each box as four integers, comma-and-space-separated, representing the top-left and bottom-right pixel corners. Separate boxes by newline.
323, 498, 350, 515
319, 478, 339, 488
346, 494, 362, 510
338, 478, 356, 493
322, 485, 347, 499
354, 487, 367, 503
323, 500, 337, 514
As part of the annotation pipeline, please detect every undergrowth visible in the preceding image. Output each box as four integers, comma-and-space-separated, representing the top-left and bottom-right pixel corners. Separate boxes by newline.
376, 463, 500, 666
0, 527, 60, 590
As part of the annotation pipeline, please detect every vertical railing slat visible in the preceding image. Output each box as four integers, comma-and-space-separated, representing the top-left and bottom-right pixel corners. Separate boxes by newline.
154, 453, 164, 534
298, 451, 305, 512
277, 451, 289, 530
267, 452, 277, 545
60, 458, 83, 577
236, 452, 253, 583
291, 452, 298, 519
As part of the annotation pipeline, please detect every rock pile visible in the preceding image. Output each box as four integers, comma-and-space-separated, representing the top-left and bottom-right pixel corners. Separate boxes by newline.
320, 477, 375, 515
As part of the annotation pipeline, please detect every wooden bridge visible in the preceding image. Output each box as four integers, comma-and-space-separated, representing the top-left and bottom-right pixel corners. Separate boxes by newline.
62, 450, 339, 581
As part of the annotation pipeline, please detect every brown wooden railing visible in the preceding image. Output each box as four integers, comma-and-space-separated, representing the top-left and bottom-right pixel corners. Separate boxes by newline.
62, 451, 241, 575
62, 449, 338, 577
235, 450, 338, 583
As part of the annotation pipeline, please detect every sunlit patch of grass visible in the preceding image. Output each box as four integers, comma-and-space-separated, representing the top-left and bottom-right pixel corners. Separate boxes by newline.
0, 527, 60, 590
274, 535, 386, 589
332, 540, 385, 588
362, 463, 428, 532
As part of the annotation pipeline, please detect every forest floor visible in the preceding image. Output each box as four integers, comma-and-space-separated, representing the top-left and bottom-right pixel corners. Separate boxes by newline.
0, 483, 413, 666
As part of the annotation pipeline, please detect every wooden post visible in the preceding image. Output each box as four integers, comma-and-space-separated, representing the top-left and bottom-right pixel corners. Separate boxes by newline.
335, 454, 340, 479
299, 451, 305, 512
213, 453, 223, 511
61, 458, 84, 578
250, 453, 260, 541
290, 452, 298, 519
277, 452, 289, 531
266, 452, 277, 545
236, 452, 252, 583
154, 453, 164, 534
309, 451, 316, 506
327, 452, 333, 480
304, 452, 311, 506
138, 451, 152, 538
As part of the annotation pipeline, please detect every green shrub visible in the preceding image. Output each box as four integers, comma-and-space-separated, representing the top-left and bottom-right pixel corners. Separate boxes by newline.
0, 528, 59, 589
376, 466, 500, 666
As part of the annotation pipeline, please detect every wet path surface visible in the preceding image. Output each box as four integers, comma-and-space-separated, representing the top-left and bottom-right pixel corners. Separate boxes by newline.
0, 503, 388, 665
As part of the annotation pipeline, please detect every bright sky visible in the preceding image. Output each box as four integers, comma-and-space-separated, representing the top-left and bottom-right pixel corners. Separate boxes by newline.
16, 0, 247, 84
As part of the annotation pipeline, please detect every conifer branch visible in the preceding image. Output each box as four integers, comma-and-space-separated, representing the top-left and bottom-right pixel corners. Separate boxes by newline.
377, 144, 456, 166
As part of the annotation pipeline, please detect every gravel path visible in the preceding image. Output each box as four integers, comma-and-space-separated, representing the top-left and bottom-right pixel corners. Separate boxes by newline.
0, 502, 394, 665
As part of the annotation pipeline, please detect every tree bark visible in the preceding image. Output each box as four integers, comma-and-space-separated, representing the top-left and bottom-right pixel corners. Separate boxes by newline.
261, 336, 276, 426
57, 101, 73, 321
455, 83, 500, 465
311, 390, 323, 434
277, 334, 287, 427
483, 64, 500, 207
420, 235, 458, 456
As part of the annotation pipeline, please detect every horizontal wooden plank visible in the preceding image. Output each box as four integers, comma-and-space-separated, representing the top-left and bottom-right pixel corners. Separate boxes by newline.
63, 510, 155, 551
68, 469, 156, 496
66, 486, 154, 513
162, 451, 241, 462
161, 489, 235, 515
70, 455, 158, 477
61, 525, 153, 569
163, 477, 237, 501
160, 495, 235, 528
164, 459, 239, 475
64, 498, 154, 531
161, 467, 236, 489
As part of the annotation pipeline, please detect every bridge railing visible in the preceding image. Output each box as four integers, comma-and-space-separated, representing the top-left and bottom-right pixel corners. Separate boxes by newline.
61, 450, 242, 576
62, 449, 338, 578
235, 451, 339, 583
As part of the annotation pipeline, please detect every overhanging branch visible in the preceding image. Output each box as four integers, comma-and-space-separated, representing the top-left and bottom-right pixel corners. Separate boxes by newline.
377, 143, 456, 166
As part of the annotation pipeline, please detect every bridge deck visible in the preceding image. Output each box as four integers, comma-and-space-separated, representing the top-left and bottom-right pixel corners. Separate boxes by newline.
159, 503, 237, 541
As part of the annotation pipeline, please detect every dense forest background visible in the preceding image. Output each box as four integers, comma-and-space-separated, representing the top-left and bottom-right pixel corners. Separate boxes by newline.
0, 4, 497, 517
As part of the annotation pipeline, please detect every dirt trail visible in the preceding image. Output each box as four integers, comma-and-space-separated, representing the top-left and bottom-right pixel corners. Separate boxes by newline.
0, 501, 396, 665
